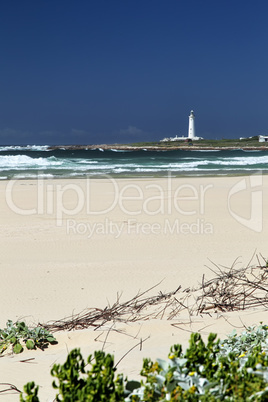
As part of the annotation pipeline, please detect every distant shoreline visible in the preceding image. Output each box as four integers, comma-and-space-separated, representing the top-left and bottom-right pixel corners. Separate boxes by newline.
47, 144, 268, 151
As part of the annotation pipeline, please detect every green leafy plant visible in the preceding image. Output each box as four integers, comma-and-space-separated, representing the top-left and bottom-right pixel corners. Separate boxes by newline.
21, 349, 126, 402
51, 349, 126, 401
20, 382, 39, 402
0, 320, 57, 354
20, 325, 268, 401
127, 325, 268, 401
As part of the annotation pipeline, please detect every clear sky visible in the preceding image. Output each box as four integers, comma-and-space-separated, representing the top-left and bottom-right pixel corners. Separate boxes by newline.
0, 0, 267, 145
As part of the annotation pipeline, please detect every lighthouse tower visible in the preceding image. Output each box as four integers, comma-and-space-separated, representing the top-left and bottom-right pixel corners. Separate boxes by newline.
188, 110, 195, 139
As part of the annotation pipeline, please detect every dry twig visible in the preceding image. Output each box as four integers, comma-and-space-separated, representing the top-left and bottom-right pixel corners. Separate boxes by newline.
41, 256, 268, 333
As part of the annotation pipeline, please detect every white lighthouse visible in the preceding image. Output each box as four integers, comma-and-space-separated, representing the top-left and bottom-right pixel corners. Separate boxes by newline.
188, 110, 195, 139
160, 109, 203, 142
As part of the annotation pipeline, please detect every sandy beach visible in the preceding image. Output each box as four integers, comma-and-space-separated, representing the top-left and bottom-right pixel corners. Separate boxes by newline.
1, 174, 268, 400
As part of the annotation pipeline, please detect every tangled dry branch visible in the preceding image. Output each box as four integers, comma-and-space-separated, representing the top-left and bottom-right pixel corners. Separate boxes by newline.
42, 283, 182, 331
195, 256, 268, 314
42, 256, 268, 332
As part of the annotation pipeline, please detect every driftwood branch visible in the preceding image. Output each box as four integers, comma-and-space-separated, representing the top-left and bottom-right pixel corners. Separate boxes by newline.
41, 255, 268, 332
0, 383, 21, 394
42, 284, 182, 332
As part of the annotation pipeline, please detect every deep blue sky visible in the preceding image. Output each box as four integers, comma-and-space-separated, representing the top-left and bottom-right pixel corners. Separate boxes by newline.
0, 1, 267, 145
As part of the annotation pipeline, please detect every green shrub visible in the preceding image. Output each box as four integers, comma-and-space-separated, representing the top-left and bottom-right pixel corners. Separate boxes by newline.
51, 349, 125, 401
20, 325, 268, 401
20, 349, 125, 402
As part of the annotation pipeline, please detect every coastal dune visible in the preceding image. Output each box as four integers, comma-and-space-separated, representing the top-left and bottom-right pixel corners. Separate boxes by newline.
0, 175, 267, 400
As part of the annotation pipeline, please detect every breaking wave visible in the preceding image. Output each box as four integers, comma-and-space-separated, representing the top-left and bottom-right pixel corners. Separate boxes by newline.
0, 148, 267, 179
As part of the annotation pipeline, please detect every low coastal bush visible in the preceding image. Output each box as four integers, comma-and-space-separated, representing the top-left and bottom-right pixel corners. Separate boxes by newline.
20, 324, 268, 401
0, 320, 57, 354
20, 350, 125, 402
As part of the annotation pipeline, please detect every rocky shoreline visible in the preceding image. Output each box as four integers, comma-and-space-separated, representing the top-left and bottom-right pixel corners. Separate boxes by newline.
47, 144, 268, 151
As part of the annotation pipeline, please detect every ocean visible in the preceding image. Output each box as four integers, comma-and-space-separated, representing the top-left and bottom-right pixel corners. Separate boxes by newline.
0, 145, 267, 180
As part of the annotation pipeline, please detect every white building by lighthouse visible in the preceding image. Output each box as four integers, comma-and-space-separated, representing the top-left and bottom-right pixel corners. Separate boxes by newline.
188, 110, 195, 139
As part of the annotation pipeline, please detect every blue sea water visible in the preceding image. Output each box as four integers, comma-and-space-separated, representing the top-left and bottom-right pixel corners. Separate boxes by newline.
0, 145, 267, 179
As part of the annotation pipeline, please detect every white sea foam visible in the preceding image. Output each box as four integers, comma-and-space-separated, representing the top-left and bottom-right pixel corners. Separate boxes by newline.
0, 155, 61, 169
191, 149, 220, 152
11, 173, 55, 179
242, 150, 261, 152
0, 145, 50, 152
210, 155, 268, 166
110, 149, 130, 152
76, 160, 98, 164
0, 148, 267, 179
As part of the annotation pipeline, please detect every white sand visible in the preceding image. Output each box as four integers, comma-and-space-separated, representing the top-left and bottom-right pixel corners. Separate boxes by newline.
0, 175, 267, 400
